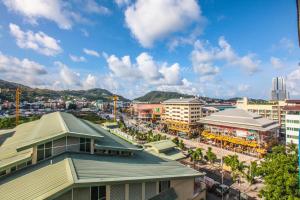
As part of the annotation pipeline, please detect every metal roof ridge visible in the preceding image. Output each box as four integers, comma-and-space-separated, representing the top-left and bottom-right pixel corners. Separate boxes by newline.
65, 156, 77, 183
57, 112, 70, 133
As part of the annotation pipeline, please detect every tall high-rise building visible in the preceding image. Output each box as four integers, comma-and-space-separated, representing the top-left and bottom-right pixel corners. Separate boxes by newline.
271, 77, 288, 101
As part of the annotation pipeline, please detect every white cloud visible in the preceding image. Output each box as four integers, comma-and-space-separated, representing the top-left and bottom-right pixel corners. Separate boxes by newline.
0, 52, 47, 74
9, 23, 62, 56
80, 29, 89, 37
124, 0, 201, 47
191, 37, 260, 75
270, 56, 284, 69
287, 65, 300, 96
115, 0, 131, 7
156, 78, 198, 95
105, 52, 183, 86
3, 0, 74, 29
0, 52, 50, 87
55, 61, 82, 87
83, 48, 100, 57
272, 37, 295, 53
85, 0, 110, 15
69, 54, 86, 62
83, 74, 97, 89
238, 84, 250, 92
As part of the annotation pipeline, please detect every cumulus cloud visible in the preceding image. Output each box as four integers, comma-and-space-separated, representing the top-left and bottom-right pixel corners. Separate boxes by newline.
69, 54, 86, 62
3, 0, 74, 29
9, 23, 62, 56
83, 74, 97, 89
287, 65, 300, 96
0, 52, 50, 87
83, 48, 100, 57
270, 56, 284, 69
191, 37, 260, 75
55, 61, 82, 87
105, 52, 183, 86
124, 0, 201, 47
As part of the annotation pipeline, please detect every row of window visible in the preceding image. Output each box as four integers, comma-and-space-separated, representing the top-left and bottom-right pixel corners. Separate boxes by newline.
0, 160, 32, 177
37, 137, 92, 162
286, 127, 300, 132
287, 135, 299, 140
286, 119, 300, 124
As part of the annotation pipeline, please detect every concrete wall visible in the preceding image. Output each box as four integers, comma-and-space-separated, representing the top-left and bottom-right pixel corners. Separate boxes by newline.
171, 178, 194, 200
53, 178, 205, 200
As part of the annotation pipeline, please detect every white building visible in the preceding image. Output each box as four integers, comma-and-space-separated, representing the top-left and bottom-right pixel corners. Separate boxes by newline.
284, 100, 300, 145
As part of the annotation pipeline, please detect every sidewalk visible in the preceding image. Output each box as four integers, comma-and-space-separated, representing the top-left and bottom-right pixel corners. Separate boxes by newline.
154, 130, 259, 164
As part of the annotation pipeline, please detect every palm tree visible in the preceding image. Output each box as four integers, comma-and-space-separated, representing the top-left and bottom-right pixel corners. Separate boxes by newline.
206, 147, 217, 164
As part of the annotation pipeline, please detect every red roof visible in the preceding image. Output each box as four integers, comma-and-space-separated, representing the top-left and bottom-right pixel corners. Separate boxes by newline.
283, 105, 300, 111
285, 99, 300, 104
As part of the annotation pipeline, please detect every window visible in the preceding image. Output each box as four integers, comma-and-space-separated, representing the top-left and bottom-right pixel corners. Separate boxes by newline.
37, 141, 53, 162
10, 166, 16, 172
159, 180, 170, 193
80, 138, 91, 153
91, 186, 106, 200
0, 170, 6, 177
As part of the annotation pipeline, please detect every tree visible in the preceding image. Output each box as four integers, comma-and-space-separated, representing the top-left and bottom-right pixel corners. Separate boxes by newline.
223, 155, 246, 183
178, 140, 185, 150
258, 144, 300, 200
244, 161, 259, 185
172, 137, 179, 146
206, 147, 217, 164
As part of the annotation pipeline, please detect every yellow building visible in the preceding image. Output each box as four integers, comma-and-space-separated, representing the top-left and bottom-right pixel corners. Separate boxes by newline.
236, 97, 287, 134
162, 98, 203, 134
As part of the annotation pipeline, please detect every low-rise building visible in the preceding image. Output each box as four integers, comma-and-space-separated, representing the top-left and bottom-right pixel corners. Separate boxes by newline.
144, 140, 186, 161
0, 112, 205, 200
162, 98, 203, 135
198, 109, 280, 157
131, 103, 164, 121
236, 97, 286, 135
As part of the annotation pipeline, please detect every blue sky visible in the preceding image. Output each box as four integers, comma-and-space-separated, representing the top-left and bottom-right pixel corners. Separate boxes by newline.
0, 0, 299, 99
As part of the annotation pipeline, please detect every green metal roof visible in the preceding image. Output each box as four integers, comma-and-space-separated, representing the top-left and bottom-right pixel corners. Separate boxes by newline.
0, 156, 73, 200
17, 112, 104, 151
70, 151, 202, 184
145, 140, 176, 153
146, 148, 186, 161
0, 121, 38, 170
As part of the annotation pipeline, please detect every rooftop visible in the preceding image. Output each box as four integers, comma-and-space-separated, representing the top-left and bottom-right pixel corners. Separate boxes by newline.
198, 109, 279, 131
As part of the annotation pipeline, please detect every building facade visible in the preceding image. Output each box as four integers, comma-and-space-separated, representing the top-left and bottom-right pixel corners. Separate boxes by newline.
131, 103, 164, 121
198, 109, 280, 157
162, 98, 203, 134
284, 100, 300, 145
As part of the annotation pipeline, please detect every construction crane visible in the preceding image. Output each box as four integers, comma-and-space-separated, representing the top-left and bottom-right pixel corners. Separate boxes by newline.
111, 95, 118, 121
15, 87, 21, 126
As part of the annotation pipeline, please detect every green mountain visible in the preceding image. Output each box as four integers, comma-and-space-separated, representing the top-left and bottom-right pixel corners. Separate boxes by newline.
0, 79, 129, 102
134, 91, 195, 103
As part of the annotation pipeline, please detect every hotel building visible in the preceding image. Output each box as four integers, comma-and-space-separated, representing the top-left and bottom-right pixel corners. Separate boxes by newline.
161, 98, 203, 134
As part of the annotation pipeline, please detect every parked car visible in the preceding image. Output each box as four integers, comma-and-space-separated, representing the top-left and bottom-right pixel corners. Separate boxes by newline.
213, 184, 230, 197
